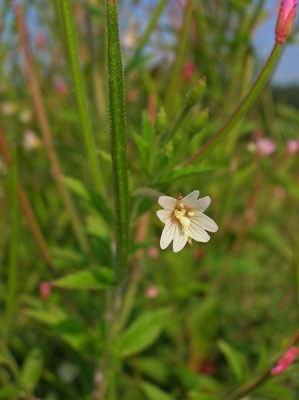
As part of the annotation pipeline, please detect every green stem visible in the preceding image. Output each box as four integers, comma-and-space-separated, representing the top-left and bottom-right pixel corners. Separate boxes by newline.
60, 0, 104, 196
221, 329, 299, 400
184, 43, 282, 165
3, 149, 19, 341
164, 0, 195, 114
106, 0, 129, 277
125, 0, 168, 75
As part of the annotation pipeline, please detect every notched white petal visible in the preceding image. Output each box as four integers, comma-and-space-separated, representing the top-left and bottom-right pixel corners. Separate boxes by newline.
192, 196, 211, 212
192, 213, 218, 232
158, 195, 177, 210
160, 221, 176, 250
182, 190, 200, 207
157, 209, 172, 223
187, 223, 210, 243
172, 224, 188, 253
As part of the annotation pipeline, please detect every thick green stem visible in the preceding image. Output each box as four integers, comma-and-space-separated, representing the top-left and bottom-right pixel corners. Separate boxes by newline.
125, 0, 168, 74
106, 0, 129, 276
184, 43, 282, 165
60, 0, 104, 196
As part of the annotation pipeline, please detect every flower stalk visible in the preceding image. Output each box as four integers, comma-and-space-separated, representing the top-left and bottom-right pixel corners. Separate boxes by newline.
60, 0, 104, 196
184, 43, 282, 165
106, 0, 129, 275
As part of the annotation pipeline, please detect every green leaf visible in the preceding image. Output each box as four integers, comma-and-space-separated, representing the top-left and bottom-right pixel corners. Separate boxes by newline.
62, 176, 90, 201
119, 309, 170, 358
142, 112, 154, 145
249, 225, 293, 261
20, 347, 44, 393
134, 357, 169, 384
189, 393, 219, 400
63, 176, 113, 225
217, 340, 247, 381
0, 388, 21, 398
98, 149, 112, 164
131, 129, 149, 168
161, 165, 213, 184
52, 267, 115, 290
142, 381, 176, 400
25, 308, 88, 351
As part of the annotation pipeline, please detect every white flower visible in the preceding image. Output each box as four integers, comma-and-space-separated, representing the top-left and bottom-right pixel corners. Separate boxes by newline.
157, 190, 218, 253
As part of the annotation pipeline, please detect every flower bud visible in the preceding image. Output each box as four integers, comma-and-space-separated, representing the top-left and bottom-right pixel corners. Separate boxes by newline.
188, 108, 209, 136
271, 347, 298, 375
275, 0, 298, 44
39, 282, 51, 300
155, 107, 167, 134
186, 77, 206, 108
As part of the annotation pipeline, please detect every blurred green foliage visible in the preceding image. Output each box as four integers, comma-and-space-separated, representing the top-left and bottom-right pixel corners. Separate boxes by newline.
0, 0, 298, 399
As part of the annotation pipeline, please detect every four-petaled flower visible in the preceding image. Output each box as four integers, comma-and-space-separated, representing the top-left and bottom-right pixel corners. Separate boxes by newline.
157, 190, 218, 253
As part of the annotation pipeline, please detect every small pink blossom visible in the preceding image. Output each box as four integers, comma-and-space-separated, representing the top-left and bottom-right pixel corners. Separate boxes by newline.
276, 0, 298, 43
35, 33, 46, 50
148, 246, 160, 260
146, 286, 159, 299
39, 282, 51, 300
256, 137, 276, 156
182, 61, 196, 83
54, 79, 68, 96
271, 346, 298, 375
286, 139, 299, 155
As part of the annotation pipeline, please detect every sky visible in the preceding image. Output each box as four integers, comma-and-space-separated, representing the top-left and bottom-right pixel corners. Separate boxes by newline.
253, 0, 299, 85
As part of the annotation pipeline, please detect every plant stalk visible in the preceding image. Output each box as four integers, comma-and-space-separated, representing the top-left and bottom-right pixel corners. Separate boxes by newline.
60, 0, 104, 196
15, 4, 89, 253
184, 43, 282, 165
106, 0, 129, 276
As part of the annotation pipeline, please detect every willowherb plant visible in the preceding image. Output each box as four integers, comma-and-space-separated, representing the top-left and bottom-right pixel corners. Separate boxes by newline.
0, 0, 298, 399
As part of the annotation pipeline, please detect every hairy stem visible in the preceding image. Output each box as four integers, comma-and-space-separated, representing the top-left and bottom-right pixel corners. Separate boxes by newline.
107, 0, 129, 276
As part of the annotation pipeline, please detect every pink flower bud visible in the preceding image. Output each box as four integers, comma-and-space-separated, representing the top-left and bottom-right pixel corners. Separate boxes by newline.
182, 61, 196, 83
35, 33, 46, 50
286, 139, 299, 155
146, 286, 159, 299
275, 0, 298, 43
271, 346, 298, 375
39, 282, 51, 300
148, 246, 160, 260
256, 137, 276, 156
54, 79, 68, 96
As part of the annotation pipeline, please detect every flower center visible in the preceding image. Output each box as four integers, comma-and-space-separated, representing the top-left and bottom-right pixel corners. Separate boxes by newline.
173, 203, 191, 232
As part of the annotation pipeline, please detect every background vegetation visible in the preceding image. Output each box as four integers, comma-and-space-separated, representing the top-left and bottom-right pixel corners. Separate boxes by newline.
0, 1, 298, 399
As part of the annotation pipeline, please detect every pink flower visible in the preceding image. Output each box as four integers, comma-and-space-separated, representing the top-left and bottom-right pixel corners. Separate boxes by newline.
54, 79, 68, 96
35, 33, 46, 50
286, 139, 299, 155
146, 286, 159, 299
256, 137, 276, 156
271, 347, 298, 375
39, 282, 51, 300
182, 61, 196, 83
148, 246, 160, 260
275, 0, 298, 43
